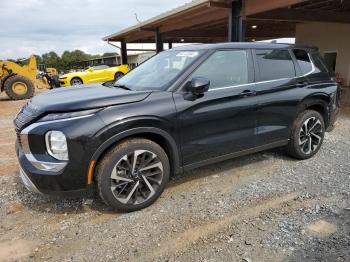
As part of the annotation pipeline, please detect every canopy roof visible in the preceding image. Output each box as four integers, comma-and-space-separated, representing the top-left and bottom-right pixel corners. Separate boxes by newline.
103, 0, 350, 43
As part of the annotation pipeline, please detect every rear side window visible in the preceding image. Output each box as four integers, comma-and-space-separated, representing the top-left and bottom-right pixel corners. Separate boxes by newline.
255, 49, 296, 81
190, 50, 249, 90
311, 53, 329, 73
293, 49, 313, 75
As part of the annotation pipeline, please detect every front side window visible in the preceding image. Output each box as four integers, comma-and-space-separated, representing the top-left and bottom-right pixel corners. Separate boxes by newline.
87, 65, 109, 71
256, 49, 296, 81
189, 50, 249, 90
116, 50, 204, 91
293, 49, 313, 75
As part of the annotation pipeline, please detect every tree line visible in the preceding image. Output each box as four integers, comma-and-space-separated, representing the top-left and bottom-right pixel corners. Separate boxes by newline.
12, 50, 117, 72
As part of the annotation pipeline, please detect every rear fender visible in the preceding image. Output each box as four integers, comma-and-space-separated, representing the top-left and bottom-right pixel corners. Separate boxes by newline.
298, 93, 331, 126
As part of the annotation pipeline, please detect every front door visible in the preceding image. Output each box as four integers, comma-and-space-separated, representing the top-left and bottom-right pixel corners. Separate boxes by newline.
174, 49, 258, 167
87, 67, 108, 83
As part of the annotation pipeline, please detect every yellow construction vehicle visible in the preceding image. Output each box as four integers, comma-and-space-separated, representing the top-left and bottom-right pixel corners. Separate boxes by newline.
46, 67, 58, 76
0, 55, 58, 100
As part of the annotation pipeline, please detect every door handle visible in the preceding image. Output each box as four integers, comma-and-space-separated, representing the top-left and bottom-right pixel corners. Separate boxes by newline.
296, 81, 308, 88
239, 90, 256, 97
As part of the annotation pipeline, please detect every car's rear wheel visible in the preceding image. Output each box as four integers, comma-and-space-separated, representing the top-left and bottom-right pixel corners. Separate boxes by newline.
287, 110, 325, 159
96, 138, 170, 212
70, 77, 83, 86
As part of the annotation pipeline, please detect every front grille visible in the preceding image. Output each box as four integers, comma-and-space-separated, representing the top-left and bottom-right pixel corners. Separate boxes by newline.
14, 101, 42, 132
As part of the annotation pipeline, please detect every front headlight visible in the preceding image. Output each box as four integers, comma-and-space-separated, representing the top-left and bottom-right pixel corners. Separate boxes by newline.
38, 108, 101, 123
45, 131, 68, 160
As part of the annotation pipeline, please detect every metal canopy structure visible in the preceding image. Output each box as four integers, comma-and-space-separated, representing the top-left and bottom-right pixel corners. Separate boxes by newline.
103, 0, 350, 64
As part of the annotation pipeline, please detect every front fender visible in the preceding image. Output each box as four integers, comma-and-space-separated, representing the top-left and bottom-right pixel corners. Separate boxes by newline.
90, 121, 182, 178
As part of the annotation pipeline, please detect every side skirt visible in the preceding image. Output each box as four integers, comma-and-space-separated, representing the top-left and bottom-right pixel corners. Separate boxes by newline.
183, 140, 289, 172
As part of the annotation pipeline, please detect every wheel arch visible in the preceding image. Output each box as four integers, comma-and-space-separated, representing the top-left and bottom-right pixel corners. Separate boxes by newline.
114, 71, 124, 77
70, 76, 83, 85
298, 93, 331, 128
0, 73, 16, 91
89, 127, 182, 184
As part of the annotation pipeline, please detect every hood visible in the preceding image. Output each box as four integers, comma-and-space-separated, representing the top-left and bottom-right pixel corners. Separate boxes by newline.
31, 84, 151, 112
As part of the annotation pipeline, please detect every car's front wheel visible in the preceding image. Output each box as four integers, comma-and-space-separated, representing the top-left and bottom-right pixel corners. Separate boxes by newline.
96, 138, 170, 212
287, 110, 325, 159
70, 77, 83, 86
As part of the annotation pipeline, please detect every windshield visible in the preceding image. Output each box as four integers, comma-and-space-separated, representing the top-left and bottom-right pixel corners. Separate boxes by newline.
116, 50, 204, 91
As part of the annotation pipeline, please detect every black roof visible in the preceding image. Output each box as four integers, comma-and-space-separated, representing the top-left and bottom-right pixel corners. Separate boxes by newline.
170, 42, 318, 51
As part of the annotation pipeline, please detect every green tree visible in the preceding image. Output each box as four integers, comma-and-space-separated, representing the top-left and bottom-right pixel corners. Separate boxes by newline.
61, 50, 99, 70
41, 51, 61, 69
102, 52, 117, 57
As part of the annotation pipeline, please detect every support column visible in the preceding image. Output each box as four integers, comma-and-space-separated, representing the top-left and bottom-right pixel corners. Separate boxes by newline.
168, 42, 173, 49
228, 0, 245, 42
120, 40, 128, 65
155, 28, 164, 53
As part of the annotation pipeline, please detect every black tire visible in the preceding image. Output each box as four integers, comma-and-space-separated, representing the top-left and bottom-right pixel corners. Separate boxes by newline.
70, 77, 83, 86
3, 75, 35, 100
96, 138, 170, 212
287, 110, 325, 160
114, 72, 124, 80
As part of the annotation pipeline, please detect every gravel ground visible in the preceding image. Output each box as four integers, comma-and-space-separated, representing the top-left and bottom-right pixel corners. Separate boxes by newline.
0, 90, 349, 262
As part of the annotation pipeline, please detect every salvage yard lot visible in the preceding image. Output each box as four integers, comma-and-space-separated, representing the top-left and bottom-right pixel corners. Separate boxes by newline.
0, 91, 349, 262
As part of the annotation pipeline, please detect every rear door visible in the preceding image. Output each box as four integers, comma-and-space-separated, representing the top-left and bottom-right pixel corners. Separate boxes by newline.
253, 48, 298, 146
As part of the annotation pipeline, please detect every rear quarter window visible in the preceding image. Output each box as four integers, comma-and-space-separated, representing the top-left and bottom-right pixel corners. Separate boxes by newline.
292, 49, 313, 75
311, 52, 329, 73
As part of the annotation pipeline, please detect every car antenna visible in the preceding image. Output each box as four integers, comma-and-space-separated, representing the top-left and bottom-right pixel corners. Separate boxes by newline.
134, 13, 141, 24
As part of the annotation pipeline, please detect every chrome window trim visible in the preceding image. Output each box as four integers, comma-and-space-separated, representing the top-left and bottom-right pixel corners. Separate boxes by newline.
208, 52, 316, 92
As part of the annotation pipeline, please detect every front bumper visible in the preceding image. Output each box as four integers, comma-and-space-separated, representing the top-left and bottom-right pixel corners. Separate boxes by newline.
16, 140, 92, 196
19, 166, 42, 194
58, 78, 69, 87
15, 113, 106, 196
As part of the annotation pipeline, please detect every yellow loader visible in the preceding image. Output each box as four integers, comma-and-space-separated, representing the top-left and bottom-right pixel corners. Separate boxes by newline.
0, 55, 58, 100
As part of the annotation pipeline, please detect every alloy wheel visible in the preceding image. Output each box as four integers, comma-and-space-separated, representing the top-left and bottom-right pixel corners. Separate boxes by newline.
298, 116, 323, 155
110, 150, 164, 205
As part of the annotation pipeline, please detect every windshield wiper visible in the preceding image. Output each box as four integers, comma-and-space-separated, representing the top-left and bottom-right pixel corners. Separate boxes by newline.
114, 84, 132, 91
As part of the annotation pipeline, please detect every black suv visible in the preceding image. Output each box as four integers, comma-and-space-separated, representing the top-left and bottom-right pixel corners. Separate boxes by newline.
15, 43, 340, 211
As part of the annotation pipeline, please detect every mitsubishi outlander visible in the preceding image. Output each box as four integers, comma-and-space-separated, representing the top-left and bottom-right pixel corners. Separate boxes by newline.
15, 43, 340, 211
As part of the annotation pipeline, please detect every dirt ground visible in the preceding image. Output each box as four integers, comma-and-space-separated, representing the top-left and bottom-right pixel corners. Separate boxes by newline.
0, 89, 349, 262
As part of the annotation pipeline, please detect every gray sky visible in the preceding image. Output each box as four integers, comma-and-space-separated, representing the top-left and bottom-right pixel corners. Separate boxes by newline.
0, 0, 190, 59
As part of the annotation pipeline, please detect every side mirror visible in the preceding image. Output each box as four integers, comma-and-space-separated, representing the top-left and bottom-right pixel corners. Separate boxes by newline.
87, 67, 93, 72
188, 77, 210, 96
